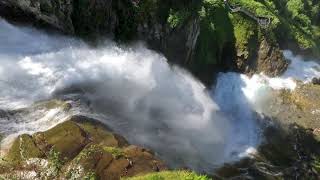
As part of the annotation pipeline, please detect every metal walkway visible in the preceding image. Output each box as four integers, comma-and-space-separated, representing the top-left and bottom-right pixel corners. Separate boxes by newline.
224, 0, 271, 28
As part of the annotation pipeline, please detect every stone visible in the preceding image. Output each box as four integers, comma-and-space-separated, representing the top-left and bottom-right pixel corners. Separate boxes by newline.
312, 77, 320, 85
33, 121, 89, 160
70, 116, 129, 147
6, 134, 44, 164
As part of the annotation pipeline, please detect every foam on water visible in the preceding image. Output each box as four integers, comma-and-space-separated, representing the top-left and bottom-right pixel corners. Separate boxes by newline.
0, 18, 319, 171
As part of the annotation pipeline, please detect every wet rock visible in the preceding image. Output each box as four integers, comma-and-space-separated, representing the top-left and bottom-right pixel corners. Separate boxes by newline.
70, 115, 129, 147
312, 77, 320, 85
0, 0, 74, 33
1, 115, 167, 179
6, 134, 44, 164
0, 109, 7, 118
264, 84, 320, 130
256, 39, 288, 76
33, 120, 89, 160
236, 37, 288, 77
123, 145, 167, 177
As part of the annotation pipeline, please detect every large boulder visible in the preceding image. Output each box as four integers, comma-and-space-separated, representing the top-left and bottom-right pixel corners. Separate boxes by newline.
33, 120, 89, 160
0, 115, 167, 179
5, 134, 44, 164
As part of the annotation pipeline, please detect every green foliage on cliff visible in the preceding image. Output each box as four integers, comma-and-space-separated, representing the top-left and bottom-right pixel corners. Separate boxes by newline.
123, 171, 211, 180
228, 0, 320, 53
196, 0, 234, 65
168, 9, 191, 28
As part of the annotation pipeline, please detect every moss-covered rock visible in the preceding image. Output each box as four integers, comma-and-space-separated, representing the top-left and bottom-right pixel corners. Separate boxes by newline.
5, 134, 44, 164
71, 116, 129, 147
33, 120, 89, 160
1, 115, 168, 179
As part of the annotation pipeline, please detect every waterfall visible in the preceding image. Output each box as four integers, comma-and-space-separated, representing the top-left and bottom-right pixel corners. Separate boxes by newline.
0, 18, 319, 171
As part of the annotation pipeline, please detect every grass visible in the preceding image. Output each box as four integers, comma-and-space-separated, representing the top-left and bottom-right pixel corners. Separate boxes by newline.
103, 146, 125, 159
122, 171, 211, 180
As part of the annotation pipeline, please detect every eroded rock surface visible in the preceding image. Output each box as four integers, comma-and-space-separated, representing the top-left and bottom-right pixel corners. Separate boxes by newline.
265, 83, 320, 132
0, 116, 167, 180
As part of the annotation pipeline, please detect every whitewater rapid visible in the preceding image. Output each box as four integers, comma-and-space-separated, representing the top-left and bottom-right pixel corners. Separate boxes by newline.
0, 18, 319, 171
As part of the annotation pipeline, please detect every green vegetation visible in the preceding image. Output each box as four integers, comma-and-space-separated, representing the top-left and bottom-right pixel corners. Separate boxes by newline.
167, 9, 191, 28
196, 0, 234, 65
75, 145, 100, 163
123, 171, 211, 180
5, 134, 43, 164
84, 171, 98, 180
312, 156, 320, 172
48, 149, 64, 177
103, 146, 125, 158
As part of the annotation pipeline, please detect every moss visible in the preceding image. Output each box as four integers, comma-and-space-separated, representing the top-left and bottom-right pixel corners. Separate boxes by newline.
103, 147, 125, 159
76, 119, 126, 147
195, 0, 234, 64
5, 134, 43, 164
37, 121, 88, 160
84, 171, 98, 180
123, 171, 211, 180
191, 0, 235, 82
75, 144, 102, 163
230, 14, 257, 59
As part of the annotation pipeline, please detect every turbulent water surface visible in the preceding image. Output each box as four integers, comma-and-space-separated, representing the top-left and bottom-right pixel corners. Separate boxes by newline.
0, 18, 320, 171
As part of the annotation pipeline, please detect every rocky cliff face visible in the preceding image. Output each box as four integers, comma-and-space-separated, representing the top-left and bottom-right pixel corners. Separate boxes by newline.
0, 0, 319, 85
0, 0, 74, 32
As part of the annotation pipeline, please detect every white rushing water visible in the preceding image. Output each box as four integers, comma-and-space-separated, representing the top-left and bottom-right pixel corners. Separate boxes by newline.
0, 18, 319, 170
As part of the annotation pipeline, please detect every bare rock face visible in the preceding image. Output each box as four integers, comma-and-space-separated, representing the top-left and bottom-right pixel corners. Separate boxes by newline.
0, 115, 167, 179
256, 39, 288, 76
235, 38, 288, 77
0, 0, 74, 33
264, 84, 320, 131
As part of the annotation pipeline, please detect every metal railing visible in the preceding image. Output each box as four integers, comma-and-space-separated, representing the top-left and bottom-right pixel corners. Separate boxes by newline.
224, 0, 271, 28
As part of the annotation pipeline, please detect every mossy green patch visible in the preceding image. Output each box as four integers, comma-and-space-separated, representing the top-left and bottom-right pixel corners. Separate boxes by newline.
195, 0, 234, 65
230, 13, 257, 59
103, 146, 125, 159
76, 120, 125, 147
5, 134, 43, 164
38, 121, 88, 160
75, 144, 102, 163
84, 171, 98, 180
123, 171, 211, 180
228, 0, 320, 55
